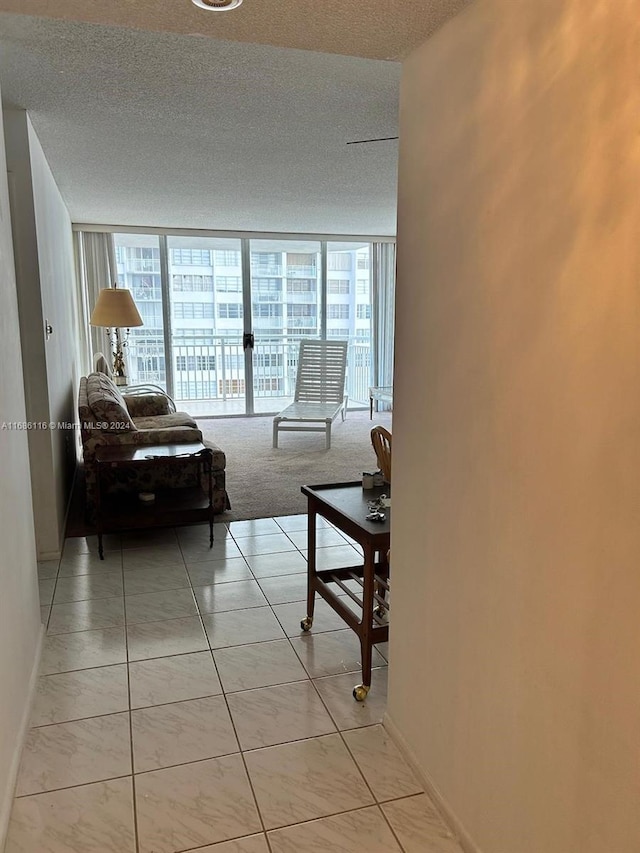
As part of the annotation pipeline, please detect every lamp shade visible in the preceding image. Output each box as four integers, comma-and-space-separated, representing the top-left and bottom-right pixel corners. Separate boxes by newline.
90, 288, 143, 328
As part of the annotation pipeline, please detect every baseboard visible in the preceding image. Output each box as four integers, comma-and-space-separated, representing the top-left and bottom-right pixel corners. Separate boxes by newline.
36, 462, 78, 561
37, 549, 62, 562
61, 464, 75, 548
383, 712, 484, 853
58, 459, 79, 554
0, 622, 44, 852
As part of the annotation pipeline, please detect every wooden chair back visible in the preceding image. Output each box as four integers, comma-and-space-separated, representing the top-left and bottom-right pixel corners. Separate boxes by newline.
371, 425, 392, 483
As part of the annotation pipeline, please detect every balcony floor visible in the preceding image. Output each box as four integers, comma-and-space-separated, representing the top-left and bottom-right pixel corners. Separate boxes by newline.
175, 396, 291, 417
176, 396, 369, 418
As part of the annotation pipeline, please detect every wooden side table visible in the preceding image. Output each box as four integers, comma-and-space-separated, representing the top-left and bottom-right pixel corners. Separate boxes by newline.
94, 442, 214, 559
301, 481, 390, 701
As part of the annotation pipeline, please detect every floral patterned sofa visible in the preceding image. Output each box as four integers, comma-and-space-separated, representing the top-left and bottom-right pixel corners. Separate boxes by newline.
79, 373, 230, 518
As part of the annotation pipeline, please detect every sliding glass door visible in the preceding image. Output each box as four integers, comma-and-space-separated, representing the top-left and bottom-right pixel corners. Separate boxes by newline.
166, 236, 244, 415
113, 232, 375, 415
249, 238, 322, 414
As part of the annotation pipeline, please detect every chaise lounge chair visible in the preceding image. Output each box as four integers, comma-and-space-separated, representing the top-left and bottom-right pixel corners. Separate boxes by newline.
272, 339, 348, 450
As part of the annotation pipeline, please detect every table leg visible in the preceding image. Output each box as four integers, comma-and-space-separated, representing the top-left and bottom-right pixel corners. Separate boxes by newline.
95, 462, 105, 560
374, 549, 390, 617
206, 450, 214, 548
301, 505, 317, 632
353, 545, 375, 701
369, 395, 374, 420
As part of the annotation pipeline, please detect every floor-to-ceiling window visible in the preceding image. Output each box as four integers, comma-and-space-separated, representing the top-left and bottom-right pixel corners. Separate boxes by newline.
105, 231, 382, 416
114, 234, 166, 387
327, 241, 372, 406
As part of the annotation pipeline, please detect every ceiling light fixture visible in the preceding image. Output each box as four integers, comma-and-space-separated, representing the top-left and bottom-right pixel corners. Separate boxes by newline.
191, 0, 243, 10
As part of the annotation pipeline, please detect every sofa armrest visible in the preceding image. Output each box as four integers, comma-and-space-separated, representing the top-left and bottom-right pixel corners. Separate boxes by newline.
84, 427, 203, 459
136, 426, 202, 444
123, 394, 171, 418
122, 426, 203, 445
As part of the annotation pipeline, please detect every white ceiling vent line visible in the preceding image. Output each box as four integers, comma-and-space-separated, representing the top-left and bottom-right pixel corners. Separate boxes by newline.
191, 0, 243, 10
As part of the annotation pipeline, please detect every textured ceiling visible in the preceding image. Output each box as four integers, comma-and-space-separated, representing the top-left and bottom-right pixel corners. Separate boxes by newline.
0, 3, 469, 234
0, 0, 471, 61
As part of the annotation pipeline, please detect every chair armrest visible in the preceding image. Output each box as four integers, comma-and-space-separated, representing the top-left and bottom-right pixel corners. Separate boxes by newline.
123, 394, 171, 418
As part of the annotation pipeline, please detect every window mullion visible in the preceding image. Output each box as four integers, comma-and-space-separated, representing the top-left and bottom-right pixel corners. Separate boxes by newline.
159, 235, 174, 399
320, 241, 327, 340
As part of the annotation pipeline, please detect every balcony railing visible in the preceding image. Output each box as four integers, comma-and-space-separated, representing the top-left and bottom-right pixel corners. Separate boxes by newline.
126, 259, 161, 273
251, 265, 283, 277
253, 293, 283, 302
286, 266, 317, 277
127, 333, 371, 408
133, 288, 162, 301
252, 318, 284, 329
285, 291, 317, 302
286, 317, 316, 327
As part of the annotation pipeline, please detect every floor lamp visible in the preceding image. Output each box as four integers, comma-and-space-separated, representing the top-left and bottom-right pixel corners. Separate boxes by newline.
90, 285, 143, 386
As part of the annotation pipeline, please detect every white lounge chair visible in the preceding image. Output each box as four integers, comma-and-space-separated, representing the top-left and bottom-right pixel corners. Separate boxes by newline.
273, 339, 348, 450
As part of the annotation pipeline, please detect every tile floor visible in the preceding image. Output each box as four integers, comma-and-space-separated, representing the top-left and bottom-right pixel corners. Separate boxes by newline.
11, 515, 464, 853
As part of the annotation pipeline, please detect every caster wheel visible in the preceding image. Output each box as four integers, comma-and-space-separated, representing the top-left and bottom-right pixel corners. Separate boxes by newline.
373, 605, 385, 618
352, 684, 370, 702
300, 616, 313, 632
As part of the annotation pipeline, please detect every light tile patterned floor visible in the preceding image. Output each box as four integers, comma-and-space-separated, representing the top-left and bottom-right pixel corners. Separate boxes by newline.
10, 516, 465, 853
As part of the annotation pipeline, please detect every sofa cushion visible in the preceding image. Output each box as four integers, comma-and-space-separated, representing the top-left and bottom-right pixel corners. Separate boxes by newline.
123, 394, 171, 418
133, 412, 198, 431
86, 372, 136, 432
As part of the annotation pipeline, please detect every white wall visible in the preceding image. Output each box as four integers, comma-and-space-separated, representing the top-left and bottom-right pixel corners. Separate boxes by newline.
388, 1, 640, 852
5, 110, 79, 559
29, 119, 82, 542
0, 90, 42, 849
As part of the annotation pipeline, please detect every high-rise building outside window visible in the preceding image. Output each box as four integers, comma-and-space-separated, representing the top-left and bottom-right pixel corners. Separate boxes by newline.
112, 234, 376, 411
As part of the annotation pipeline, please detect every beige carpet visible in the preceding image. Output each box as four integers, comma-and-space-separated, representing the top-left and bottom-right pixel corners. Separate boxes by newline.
200, 410, 392, 521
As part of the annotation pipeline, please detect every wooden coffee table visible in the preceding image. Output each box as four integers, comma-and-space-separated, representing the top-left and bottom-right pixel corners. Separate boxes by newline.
94, 442, 214, 559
